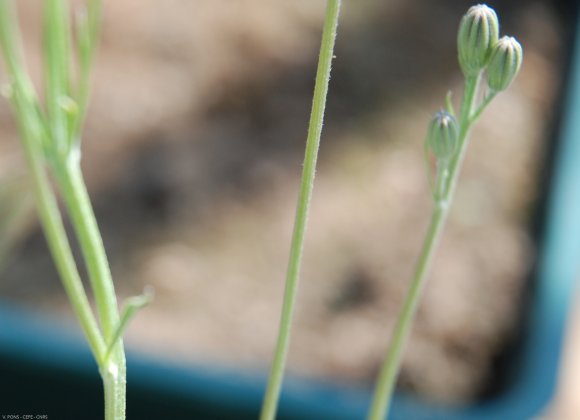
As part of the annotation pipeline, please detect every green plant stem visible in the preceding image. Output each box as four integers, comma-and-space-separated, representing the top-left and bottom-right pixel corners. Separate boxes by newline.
53, 152, 126, 420
259, 1, 341, 419
43, 0, 72, 154
12, 98, 106, 363
0, 0, 106, 363
367, 73, 481, 420
444, 75, 481, 198
101, 358, 127, 420
54, 153, 120, 339
367, 204, 446, 420
1, 1, 124, 418
470, 91, 497, 125
0, 1, 29, 96
72, 0, 102, 140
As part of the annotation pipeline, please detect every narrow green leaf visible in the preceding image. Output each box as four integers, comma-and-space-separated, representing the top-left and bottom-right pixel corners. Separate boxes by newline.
105, 287, 154, 360
445, 90, 456, 117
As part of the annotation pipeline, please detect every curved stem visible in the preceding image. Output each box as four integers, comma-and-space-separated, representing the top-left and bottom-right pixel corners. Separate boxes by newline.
259, 1, 341, 419
367, 73, 481, 420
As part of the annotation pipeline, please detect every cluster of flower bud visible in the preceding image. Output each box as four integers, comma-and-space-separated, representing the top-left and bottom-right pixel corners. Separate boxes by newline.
425, 4, 523, 201
458, 4, 523, 91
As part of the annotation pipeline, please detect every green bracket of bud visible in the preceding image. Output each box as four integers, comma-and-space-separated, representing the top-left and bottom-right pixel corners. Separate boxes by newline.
458, 4, 499, 77
487, 36, 523, 92
424, 110, 459, 201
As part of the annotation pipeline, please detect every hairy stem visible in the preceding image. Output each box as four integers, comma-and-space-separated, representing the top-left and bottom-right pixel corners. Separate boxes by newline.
259, 1, 341, 419
367, 204, 446, 420
367, 73, 481, 420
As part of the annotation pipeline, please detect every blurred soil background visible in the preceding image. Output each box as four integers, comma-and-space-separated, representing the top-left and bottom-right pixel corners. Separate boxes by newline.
0, 0, 574, 409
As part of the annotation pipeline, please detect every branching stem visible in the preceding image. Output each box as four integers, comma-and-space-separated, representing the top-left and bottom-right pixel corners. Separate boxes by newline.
367, 73, 483, 420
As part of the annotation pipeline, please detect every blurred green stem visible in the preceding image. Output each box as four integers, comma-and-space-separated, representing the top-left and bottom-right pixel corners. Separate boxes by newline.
367, 74, 482, 420
0, 1, 126, 418
54, 154, 121, 340
54, 154, 126, 420
12, 95, 107, 364
0, 0, 106, 364
259, 1, 341, 419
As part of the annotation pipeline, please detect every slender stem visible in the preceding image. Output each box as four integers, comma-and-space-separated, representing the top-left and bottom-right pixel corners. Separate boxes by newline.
0, 1, 32, 97
43, 0, 72, 154
72, 0, 102, 141
101, 357, 127, 420
367, 204, 447, 420
259, 1, 341, 419
443, 75, 481, 200
54, 151, 120, 340
12, 95, 106, 363
0, 0, 106, 363
1, 1, 124, 418
470, 90, 497, 125
53, 152, 126, 419
367, 73, 481, 420
54, 153, 126, 420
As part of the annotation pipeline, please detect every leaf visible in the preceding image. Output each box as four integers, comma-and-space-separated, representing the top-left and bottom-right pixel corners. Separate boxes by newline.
105, 287, 155, 359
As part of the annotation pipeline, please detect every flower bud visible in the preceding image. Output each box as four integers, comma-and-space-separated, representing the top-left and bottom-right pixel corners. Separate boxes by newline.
486, 36, 523, 92
458, 4, 499, 77
427, 111, 459, 161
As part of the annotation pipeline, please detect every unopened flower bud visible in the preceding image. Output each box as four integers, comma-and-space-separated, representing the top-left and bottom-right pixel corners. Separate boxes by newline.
486, 36, 523, 92
427, 111, 459, 161
458, 4, 499, 77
